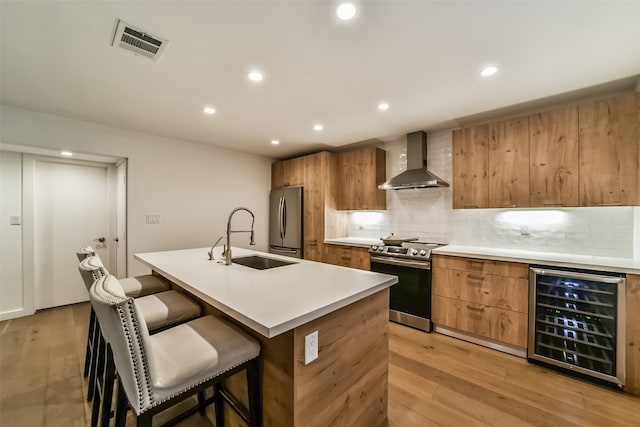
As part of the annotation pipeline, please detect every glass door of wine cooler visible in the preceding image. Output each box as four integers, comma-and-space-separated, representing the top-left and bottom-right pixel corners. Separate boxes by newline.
529, 267, 626, 388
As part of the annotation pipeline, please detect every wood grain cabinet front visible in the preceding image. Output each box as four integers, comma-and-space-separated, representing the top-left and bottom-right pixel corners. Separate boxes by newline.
529, 106, 580, 207
453, 93, 640, 209
432, 255, 529, 348
337, 146, 386, 210
626, 273, 640, 395
324, 245, 370, 270
578, 93, 639, 207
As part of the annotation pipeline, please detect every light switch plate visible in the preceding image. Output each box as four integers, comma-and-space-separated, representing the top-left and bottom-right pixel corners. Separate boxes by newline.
304, 331, 318, 365
145, 213, 161, 224
9, 215, 21, 225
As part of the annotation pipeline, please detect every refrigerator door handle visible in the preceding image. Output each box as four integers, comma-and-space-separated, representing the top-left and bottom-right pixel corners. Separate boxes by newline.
282, 197, 287, 239
278, 196, 284, 239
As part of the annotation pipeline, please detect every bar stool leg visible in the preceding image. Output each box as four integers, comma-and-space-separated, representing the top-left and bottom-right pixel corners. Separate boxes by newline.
87, 322, 102, 401
100, 345, 116, 427
115, 381, 128, 427
247, 359, 263, 427
214, 383, 224, 427
84, 308, 96, 377
91, 335, 106, 427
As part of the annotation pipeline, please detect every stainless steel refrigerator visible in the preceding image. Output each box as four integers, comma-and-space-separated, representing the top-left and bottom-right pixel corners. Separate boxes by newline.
269, 187, 303, 258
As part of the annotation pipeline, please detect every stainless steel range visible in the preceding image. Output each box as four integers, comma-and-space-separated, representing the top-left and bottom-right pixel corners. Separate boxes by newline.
369, 241, 445, 332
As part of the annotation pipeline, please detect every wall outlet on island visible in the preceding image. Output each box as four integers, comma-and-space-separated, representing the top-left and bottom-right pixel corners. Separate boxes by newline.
305, 330, 318, 365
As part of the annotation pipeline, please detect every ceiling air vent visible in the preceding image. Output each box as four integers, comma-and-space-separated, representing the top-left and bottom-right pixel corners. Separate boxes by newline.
111, 19, 168, 62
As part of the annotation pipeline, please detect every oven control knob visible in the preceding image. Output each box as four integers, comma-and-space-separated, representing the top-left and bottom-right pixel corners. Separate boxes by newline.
378, 246, 384, 252
420, 250, 427, 256
411, 249, 418, 255
371, 245, 377, 251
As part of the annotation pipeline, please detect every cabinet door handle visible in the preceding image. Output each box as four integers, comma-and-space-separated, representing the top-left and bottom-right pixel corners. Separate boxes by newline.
543, 203, 563, 207
463, 205, 480, 209
467, 274, 484, 282
467, 260, 484, 269
595, 202, 622, 206
466, 303, 485, 311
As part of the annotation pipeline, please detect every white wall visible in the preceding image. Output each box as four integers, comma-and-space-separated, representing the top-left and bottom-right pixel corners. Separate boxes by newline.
0, 105, 273, 279
0, 151, 24, 317
347, 130, 637, 259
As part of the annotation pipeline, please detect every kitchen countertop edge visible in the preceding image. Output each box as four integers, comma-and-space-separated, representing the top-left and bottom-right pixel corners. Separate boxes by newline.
433, 245, 640, 275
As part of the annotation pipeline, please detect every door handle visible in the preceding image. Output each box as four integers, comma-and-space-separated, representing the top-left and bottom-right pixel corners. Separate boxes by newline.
113, 237, 119, 242
93, 237, 106, 243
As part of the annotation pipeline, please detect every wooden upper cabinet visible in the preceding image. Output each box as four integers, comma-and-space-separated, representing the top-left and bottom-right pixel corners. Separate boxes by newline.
337, 147, 386, 210
271, 157, 304, 188
303, 152, 334, 262
529, 107, 579, 207
452, 125, 489, 209
488, 118, 530, 208
578, 93, 640, 206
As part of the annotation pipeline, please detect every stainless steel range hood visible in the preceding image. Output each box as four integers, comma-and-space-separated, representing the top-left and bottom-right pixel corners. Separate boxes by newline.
379, 131, 449, 190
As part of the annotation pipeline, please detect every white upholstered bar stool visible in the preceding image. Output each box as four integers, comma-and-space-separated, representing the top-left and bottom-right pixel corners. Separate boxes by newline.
79, 257, 204, 427
76, 253, 171, 395
90, 275, 263, 427
77, 245, 96, 261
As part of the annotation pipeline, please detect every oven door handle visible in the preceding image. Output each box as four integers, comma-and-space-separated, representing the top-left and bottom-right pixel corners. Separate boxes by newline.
370, 256, 431, 270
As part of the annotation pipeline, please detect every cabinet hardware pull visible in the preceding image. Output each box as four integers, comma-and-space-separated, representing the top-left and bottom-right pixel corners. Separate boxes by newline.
466, 303, 484, 311
463, 205, 480, 209
501, 204, 517, 208
543, 203, 563, 207
468, 260, 484, 268
595, 202, 622, 206
467, 274, 484, 281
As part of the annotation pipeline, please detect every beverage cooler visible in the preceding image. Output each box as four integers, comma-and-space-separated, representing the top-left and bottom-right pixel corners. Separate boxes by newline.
528, 266, 626, 389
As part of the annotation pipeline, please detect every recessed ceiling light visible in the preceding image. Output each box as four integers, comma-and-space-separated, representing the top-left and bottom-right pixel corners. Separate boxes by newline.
480, 66, 498, 77
377, 103, 389, 111
271, 140, 280, 145
336, 3, 357, 20
313, 124, 323, 131
60, 151, 73, 157
203, 106, 216, 114
248, 71, 263, 82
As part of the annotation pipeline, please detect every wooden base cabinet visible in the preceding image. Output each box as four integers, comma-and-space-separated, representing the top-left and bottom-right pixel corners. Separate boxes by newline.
626, 273, 640, 395
324, 245, 370, 270
432, 255, 529, 348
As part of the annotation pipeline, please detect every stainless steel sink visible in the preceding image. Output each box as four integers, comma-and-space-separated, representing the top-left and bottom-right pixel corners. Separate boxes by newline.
232, 255, 297, 270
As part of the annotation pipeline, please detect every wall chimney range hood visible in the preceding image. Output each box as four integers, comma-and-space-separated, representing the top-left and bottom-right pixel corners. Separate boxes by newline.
379, 131, 449, 190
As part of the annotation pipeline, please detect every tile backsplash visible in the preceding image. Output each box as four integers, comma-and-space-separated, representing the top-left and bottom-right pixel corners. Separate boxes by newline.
347, 130, 638, 259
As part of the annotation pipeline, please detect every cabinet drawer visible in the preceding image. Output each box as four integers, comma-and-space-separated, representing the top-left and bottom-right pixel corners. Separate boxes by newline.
433, 255, 528, 279
433, 268, 528, 313
433, 296, 528, 347
324, 245, 370, 271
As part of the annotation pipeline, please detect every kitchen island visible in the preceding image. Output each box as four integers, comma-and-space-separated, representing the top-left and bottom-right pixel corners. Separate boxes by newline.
134, 247, 397, 427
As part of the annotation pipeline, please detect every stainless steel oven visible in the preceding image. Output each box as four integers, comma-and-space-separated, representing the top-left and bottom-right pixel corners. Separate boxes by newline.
369, 242, 445, 332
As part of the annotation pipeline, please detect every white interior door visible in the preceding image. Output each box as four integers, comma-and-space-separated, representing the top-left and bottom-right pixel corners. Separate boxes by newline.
33, 159, 112, 309
115, 161, 127, 278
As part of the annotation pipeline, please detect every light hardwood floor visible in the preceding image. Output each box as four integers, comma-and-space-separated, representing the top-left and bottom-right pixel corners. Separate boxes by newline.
1, 303, 639, 426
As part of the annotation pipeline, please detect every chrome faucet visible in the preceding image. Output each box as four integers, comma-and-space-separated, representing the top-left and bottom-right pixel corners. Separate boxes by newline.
222, 207, 256, 265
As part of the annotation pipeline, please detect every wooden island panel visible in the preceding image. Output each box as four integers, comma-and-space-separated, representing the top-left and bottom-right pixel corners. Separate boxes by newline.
196, 288, 390, 426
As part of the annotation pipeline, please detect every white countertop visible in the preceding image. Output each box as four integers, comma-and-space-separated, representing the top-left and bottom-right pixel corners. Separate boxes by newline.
433, 245, 640, 275
134, 247, 397, 338
324, 237, 381, 248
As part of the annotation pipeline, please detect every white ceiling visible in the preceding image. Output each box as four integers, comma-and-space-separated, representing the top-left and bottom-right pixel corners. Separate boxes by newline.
2, 1, 640, 158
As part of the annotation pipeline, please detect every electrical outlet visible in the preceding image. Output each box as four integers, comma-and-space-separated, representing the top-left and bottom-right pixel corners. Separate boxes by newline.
9, 215, 21, 225
304, 331, 318, 365
520, 225, 530, 235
